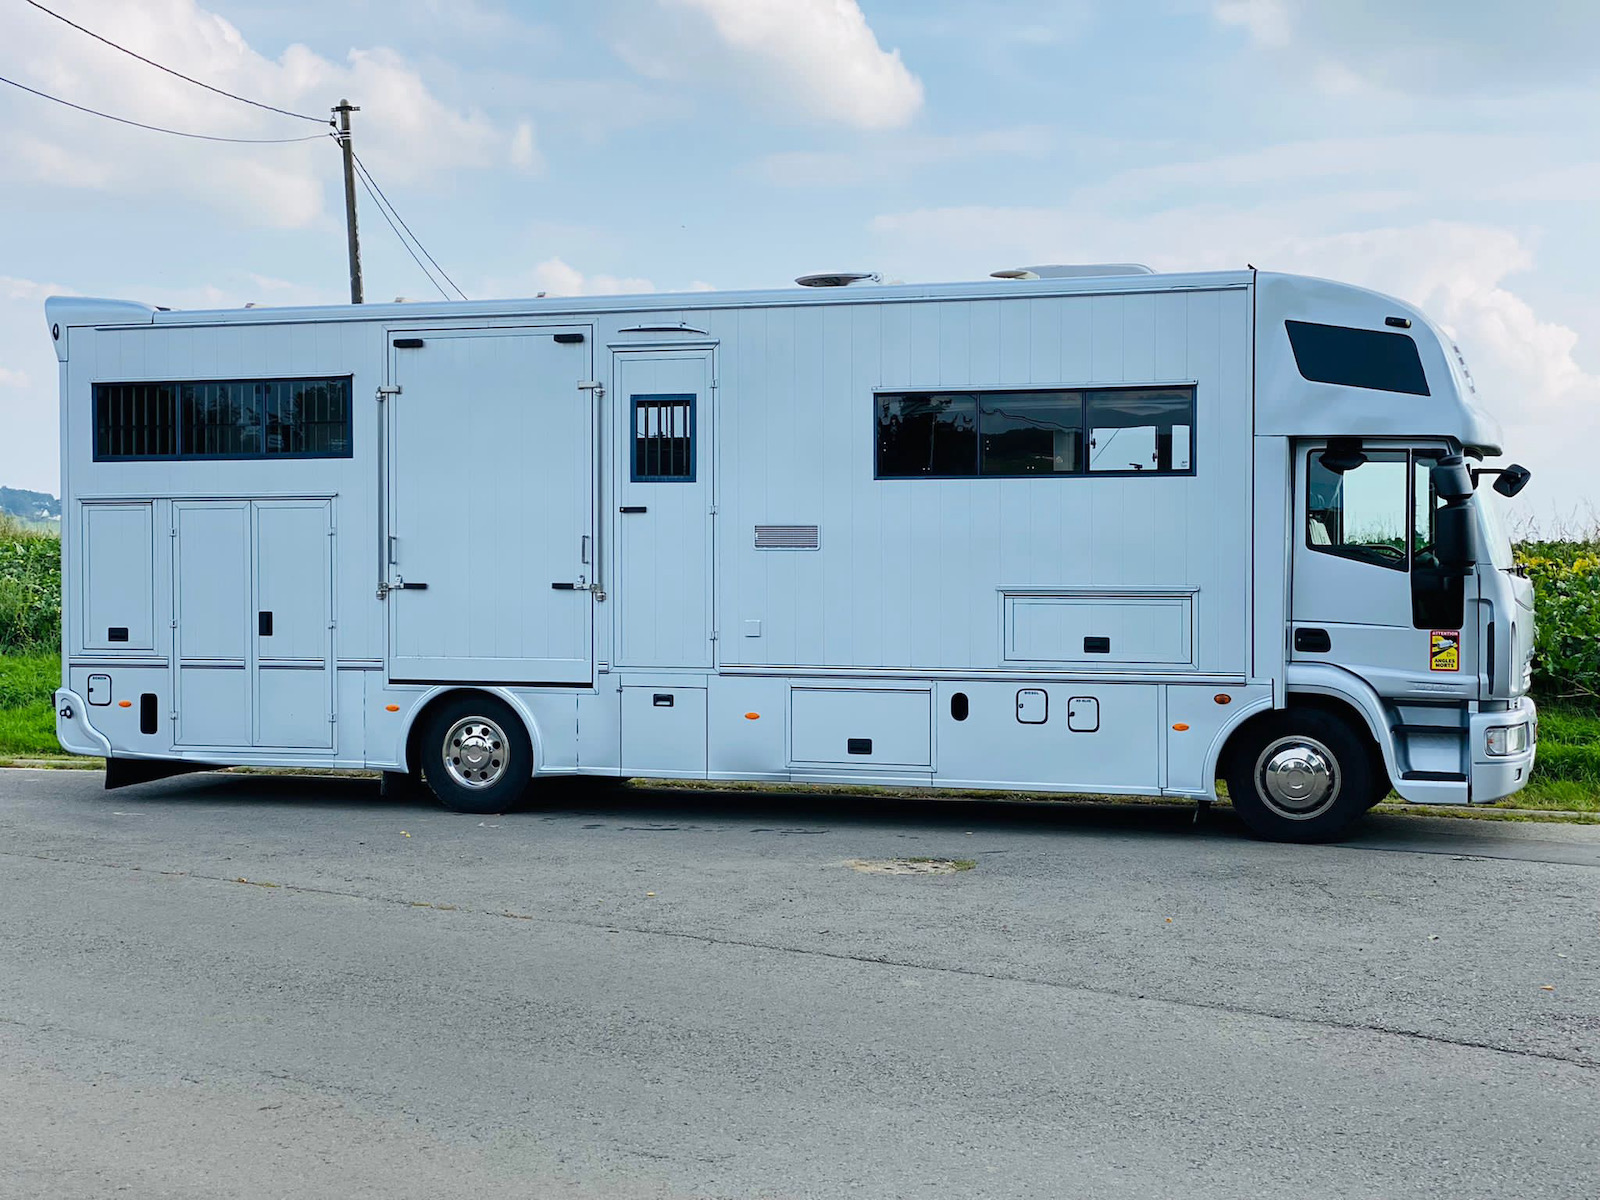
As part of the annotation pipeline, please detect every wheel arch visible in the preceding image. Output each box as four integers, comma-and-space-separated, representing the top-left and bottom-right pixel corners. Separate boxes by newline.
400, 686, 545, 780
1216, 665, 1397, 785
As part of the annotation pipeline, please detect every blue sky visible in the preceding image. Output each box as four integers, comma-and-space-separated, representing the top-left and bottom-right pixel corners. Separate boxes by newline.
2, 0, 1596, 522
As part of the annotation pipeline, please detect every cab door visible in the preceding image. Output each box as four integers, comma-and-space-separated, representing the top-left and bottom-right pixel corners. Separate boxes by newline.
1290, 444, 1477, 700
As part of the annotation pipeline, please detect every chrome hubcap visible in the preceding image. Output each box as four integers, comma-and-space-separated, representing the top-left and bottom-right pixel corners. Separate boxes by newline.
443, 717, 509, 789
1255, 735, 1339, 820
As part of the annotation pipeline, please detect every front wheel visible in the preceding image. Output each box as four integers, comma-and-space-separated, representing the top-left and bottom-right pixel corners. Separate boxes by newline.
421, 694, 533, 815
1223, 710, 1378, 843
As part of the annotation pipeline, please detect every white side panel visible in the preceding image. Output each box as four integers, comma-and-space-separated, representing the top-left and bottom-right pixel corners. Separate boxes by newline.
175, 503, 250, 660
255, 500, 333, 749
934, 681, 1159, 791
173, 502, 251, 748
388, 330, 594, 683
177, 665, 251, 747
789, 687, 932, 767
81, 502, 155, 651
613, 351, 714, 669
621, 686, 708, 776
257, 667, 331, 749
1002, 592, 1193, 666
716, 288, 1253, 677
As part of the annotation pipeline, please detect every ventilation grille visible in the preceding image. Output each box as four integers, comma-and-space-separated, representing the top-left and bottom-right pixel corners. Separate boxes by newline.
754, 524, 819, 550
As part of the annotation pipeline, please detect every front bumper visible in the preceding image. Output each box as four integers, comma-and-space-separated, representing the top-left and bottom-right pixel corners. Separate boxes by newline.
1469, 696, 1538, 805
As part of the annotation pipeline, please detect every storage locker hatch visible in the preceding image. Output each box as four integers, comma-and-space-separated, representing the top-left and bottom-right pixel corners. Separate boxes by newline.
82, 502, 155, 651
790, 688, 932, 767
1002, 590, 1194, 666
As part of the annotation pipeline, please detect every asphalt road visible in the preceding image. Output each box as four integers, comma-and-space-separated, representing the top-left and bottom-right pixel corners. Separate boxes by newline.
1, 768, 1597, 1200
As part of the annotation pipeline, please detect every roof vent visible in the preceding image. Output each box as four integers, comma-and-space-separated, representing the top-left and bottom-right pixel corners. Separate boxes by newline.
991, 263, 1155, 280
796, 271, 881, 288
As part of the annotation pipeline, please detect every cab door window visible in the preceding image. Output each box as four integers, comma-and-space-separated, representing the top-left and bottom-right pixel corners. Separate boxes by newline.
1306, 450, 1408, 570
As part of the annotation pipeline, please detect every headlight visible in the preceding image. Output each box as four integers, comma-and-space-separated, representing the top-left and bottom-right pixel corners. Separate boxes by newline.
1486, 723, 1529, 756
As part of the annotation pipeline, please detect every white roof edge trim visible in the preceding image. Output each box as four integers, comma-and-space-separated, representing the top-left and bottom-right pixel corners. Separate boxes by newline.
45, 296, 160, 328
135, 270, 1256, 327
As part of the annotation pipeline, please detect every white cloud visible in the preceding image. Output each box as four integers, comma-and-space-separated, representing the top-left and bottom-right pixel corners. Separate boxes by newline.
1212, 0, 1291, 47
0, 0, 523, 228
502, 257, 656, 298
509, 120, 541, 171
617, 0, 924, 130
753, 126, 1051, 187
1210, 0, 1600, 93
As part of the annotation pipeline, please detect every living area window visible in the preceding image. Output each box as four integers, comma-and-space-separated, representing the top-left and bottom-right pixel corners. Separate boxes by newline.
875, 385, 1196, 478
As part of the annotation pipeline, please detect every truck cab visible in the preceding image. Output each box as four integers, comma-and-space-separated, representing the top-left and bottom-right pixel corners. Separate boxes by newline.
1239, 274, 1538, 835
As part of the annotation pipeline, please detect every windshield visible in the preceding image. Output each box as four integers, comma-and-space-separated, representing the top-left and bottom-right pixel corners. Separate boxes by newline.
1476, 486, 1517, 571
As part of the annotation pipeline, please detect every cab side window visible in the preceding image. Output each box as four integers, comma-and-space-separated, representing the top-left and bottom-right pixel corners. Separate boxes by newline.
1306, 450, 1408, 570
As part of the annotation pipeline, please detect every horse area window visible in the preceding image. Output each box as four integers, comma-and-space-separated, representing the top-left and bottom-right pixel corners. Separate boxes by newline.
631, 394, 696, 482
93, 377, 353, 461
875, 385, 1196, 478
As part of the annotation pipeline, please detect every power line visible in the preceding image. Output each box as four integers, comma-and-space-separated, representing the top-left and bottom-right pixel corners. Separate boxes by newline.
352, 151, 469, 301
22, 0, 330, 125
0, 72, 333, 143
351, 163, 452, 300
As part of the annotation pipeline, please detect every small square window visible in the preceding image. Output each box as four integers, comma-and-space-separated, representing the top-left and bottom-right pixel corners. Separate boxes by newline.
632, 394, 695, 481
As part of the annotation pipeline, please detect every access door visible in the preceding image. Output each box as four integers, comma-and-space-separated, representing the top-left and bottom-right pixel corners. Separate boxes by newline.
173, 499, 334, 750
1291, 445, 1477, 698
388, 329, 595, 684
613, 350, 714, 668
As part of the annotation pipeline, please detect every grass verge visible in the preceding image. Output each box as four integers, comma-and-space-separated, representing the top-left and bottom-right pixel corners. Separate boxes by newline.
0, 651, 59, 758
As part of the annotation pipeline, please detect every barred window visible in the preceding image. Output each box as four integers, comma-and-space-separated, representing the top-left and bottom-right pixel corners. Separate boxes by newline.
93, 377, 353, 461
631, 394, 695, 481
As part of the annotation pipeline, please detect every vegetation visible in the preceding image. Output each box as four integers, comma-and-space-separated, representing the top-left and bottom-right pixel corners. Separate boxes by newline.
0, 511, 1595, 814
0, 515, 62, 653
1516, 536, 1600, 701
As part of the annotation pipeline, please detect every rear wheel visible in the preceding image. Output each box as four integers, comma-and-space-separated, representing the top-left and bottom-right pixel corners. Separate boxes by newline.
1224, 709, 1377, 842
421, 694, 532, 815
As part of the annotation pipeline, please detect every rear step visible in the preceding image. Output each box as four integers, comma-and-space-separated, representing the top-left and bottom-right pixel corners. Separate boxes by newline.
1400, 770, 1468, 783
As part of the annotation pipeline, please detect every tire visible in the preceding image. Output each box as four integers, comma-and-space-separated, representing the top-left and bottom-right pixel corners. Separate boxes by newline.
420, 693, 533, 815
1223, 709, 1378, 843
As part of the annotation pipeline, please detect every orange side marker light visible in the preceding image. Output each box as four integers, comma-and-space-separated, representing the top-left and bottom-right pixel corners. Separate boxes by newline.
385, 704, 400, 712
1172, 723, 1190, 731
118, 700, 132, 708
744, 712, 760, 720
1214, 693, 1232, 705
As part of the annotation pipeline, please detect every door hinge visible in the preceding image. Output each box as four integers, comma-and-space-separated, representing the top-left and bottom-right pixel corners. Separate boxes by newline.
376, 384, 401, 401
708, 505, 718, 516
709, 631, 719, 642
578, 380, 605, 398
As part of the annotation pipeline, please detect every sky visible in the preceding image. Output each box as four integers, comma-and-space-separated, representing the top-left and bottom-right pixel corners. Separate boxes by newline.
0, 0, 1596, 526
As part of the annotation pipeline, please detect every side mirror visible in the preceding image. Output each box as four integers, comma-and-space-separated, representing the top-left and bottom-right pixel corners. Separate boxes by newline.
1492, 463, 1532, 497
1435, 503, 1475, 574
1430, 455, 1475, 502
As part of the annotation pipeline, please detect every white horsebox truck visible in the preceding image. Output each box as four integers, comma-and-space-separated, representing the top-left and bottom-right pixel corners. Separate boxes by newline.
44, 264, 1538, 841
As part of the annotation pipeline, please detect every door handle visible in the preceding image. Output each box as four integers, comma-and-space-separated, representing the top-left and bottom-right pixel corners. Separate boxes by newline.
620, 506, 647, 514
258, 611, 273, 636
396, 581, 428, 590
1294, 627, 1331, 653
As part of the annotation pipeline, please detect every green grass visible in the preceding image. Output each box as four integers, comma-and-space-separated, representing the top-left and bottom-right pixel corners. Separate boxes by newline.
0, 651, 61, 757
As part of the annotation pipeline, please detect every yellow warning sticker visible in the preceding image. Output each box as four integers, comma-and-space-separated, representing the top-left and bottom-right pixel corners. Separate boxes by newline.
1430, 630, 1460, 672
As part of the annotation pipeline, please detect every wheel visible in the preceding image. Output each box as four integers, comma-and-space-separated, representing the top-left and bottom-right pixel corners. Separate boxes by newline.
1223, 709, 1378, 842
421, 694, 533, 815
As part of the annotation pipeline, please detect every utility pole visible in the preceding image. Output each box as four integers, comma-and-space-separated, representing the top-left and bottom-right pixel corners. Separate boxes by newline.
333, 99, 363, 304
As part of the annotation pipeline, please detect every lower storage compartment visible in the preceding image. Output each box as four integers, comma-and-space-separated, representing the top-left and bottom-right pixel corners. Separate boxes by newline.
789, 687, 932, 767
